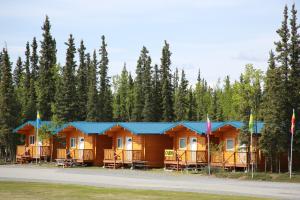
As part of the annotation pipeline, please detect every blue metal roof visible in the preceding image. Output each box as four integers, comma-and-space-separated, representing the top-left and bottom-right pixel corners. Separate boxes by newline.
61, 122, 116, 135
14, 121, 264, 135
117, 122, 176, 134
13, 121, 52, 133
212, 121, 264, 134
177, 121, 225, 134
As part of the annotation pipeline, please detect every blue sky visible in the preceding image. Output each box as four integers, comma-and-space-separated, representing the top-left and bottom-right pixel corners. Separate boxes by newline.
0, 0, 298, 85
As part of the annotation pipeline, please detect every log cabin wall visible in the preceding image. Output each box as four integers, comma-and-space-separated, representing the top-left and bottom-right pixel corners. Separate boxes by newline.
144, 134, 173, 167
94, 135, 112, 166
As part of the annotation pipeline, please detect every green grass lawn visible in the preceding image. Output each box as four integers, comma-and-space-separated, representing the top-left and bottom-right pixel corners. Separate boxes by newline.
0, 181, 271, 200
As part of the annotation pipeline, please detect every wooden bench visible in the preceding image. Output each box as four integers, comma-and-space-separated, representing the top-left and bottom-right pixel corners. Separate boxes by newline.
131, 161, 149, 170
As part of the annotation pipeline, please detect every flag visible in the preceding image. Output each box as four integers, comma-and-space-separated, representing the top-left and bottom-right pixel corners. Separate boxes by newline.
36, 111, 41, 129
291, 109, 295, 135
206, 114, 211, 134
249, 110, 254, 134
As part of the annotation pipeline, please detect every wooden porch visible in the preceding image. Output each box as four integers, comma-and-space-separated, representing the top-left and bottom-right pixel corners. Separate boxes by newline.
103, 149, 146, 169
210, 151, 256, 168
164, 149, 255, 170
56, 148, 94, 163
16, 145, 51, 163
164, 149, 207, 170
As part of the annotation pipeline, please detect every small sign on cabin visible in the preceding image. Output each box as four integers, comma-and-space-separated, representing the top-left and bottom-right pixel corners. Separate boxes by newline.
165, 150, 174, 157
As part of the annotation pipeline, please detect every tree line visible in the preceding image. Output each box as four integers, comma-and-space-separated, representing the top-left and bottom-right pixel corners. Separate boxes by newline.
0, 5, 299, 169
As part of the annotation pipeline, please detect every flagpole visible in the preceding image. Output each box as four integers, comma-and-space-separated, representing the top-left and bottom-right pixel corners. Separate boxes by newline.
36, 117, 38, 165
207, 130, 211, 176
290, 132, 293, 179
207, 114, 211, 176
251, 131, 253, 179
290, 108, 295, 179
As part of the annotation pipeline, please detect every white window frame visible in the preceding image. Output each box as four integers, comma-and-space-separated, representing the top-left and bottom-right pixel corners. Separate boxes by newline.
70, 138, 76, 148
29, 135, 35, 145
117, 137, 123, 149
179, 138, 187, 150
226, 138, 235, 151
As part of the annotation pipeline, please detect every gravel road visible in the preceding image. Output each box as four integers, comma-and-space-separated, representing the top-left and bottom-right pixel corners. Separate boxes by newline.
0, 165, 300, 199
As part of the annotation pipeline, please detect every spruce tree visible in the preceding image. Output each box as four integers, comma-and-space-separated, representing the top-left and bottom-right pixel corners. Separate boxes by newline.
118, 64, 130, 121
126, 73, 134, 121
98, 35, 113, 121
13, 57, 24, 121
37, 16, 57, 120
160, 40, 174, 121
0, 48, 18, 160
273, 5, 291, 155
77, 40, 88, 120
13, 57, 23, 87
142, 54, 155, 121
221, 76, 233, 120
53, 34, 77, 122
260, 51, 286, 171
175, 69, 189, 121
152, 64, 163, 121
195, 70, 205, 120
30, 37, 38, 80
187, 86, 196, 121
23, 42, 35, 120
86, 51, 99, 121
112, 74, 121, 121
132, 46, 149, 121
289, 4, 300, 117
52, 64, 63, 123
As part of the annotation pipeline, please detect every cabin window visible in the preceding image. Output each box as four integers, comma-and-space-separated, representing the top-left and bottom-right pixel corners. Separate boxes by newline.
29, 135, 35, 145
179, 138, 187, 149
226, 138, 234, 151
117, 137, 123, 149
70, 138, 76, 148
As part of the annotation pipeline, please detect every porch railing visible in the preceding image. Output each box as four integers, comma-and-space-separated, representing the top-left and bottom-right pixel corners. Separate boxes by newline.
164, 150, 207, 163
16, 145, 50, 158
56, 148, 94, 161
104, 149, 143, 163
164, 149, 256, 167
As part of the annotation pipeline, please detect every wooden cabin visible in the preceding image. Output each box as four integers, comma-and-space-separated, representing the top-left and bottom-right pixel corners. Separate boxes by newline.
164, 122, 208, 170
103, 122, 173, 168
14, 121, 52, 163
14, 120, 265, 170
56, 122, 114, 165
164, 121, 263, 170
210, 122, 260, 170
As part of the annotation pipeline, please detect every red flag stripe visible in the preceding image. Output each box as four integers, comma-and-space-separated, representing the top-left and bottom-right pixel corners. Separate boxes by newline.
291, 110, 295, 135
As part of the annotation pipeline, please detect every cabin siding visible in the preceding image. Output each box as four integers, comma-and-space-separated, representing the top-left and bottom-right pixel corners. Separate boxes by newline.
145, 135, 173, 167
65, 130, 94, 149
105, 128, 174, 167
95, 135, 112, 165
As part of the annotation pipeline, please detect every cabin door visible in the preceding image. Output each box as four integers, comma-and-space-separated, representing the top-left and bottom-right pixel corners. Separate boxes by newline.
237, 144, 247, 165
190, 137, 197, 162
37, 140, 42, 156
125, 137, 133, 161
78, 137, 84, 160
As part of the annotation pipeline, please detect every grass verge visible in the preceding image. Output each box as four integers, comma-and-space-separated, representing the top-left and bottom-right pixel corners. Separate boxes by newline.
0, 181, 272, 200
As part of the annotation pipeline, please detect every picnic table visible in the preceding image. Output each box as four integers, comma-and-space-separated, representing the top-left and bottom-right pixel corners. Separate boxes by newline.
16, 155, 31, 164
55, 158, 77, 168
131, 161, 149, 170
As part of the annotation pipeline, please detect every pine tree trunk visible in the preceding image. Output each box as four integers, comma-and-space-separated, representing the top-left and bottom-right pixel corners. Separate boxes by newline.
275, 156, 278, 173
270, 156, 273, 173
50, 136, 53, 162
264, 157, 267, 173
278, 154, 281, 174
